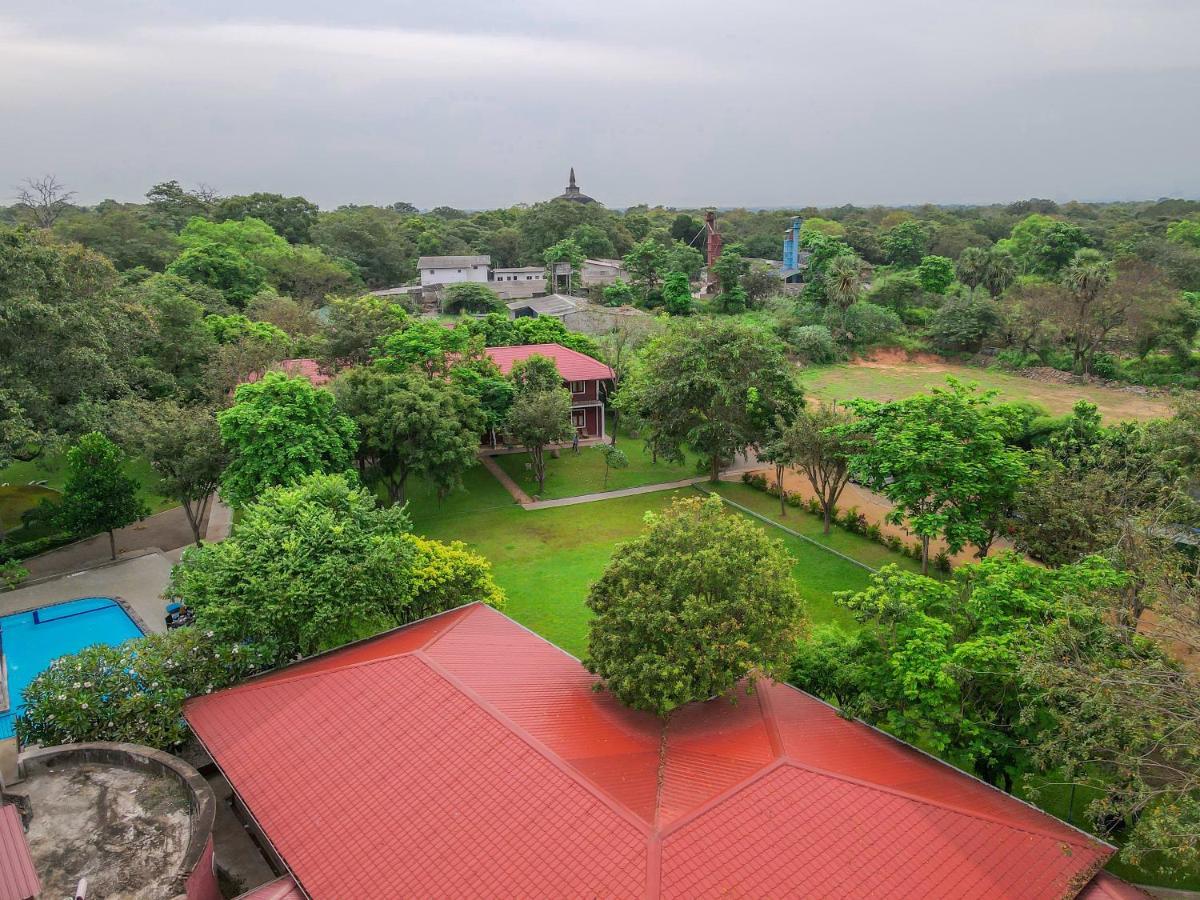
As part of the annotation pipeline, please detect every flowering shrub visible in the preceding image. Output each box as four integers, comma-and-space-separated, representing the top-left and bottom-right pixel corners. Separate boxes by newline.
406, 535, 505, 621
17, 627, 266, 750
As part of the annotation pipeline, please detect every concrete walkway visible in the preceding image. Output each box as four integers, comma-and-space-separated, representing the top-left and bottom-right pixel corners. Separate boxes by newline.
478, 454, 533, 504
0, 551, 175, 635
522, 477, 710, 510
20, 500, 211, 581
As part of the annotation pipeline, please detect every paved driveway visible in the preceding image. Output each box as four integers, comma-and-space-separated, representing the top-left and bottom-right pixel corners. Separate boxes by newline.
0, 552, 174, 635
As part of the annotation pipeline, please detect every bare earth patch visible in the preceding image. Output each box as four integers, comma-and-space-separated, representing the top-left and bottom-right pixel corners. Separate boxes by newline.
799, 354, 1173, 422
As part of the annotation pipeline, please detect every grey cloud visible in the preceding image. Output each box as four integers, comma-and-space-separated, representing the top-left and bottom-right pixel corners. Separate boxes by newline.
1, 0, 1197, 208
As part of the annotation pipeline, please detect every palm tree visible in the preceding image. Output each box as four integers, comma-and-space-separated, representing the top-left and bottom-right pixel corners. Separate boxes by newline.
956, 246, 988, 291
982, 248, 1016, 297
825, 254, 864, 311
1061, 249, 1113, 372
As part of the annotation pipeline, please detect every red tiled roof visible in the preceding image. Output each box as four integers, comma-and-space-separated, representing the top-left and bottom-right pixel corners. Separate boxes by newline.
484, 343, 613, 380
1077, 872, 1151, 899
243, 358, 331, 388
186, 604, 1124, 900
0, 805, 39, 900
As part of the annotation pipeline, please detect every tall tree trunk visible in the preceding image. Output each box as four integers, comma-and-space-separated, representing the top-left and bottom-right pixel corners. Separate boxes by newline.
776, 464, 786, 517
921, 535, 930, 575
823, 502, 832, 535
709, 453, 720, 484
182, 498, 202, 547
108, 529, 117, 560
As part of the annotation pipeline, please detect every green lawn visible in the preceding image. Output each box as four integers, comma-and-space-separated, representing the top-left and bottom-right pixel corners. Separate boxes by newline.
412, 485, 879, 657
709, 482, 924, 574
0, 453, 175, 544
491, 431, 701, 500
797, 360, 1171, 423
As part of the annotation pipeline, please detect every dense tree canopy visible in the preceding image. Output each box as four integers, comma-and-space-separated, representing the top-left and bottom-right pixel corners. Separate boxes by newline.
218, 372, 358, 506
586, 494, 805, 716
618, 318, 802, 481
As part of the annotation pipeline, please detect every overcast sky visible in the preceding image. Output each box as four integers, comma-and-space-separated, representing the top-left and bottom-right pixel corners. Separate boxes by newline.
1, 1, 1198, 210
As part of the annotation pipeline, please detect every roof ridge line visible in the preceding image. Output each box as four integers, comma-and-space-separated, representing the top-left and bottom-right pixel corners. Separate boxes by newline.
183, 604, 484, 704
778, 756, 1109, 852
656, 756, 793, 840
412, 650, 657, 838
774, 680, 1117, 853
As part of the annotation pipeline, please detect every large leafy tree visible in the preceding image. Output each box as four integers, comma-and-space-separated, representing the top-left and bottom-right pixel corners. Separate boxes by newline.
0, 227, 135, 440
661, 271, 693, 316
310, 205, 418, 287
333, 367, 483, 504
217, 372, 358, 506
55, 432, 149, 559
586, 494, 805, 716
167, 473, 503, 664
881, 220, 929, 267
214, 192, 320, 244
167, 241, 268, 305
622, 238, 668, 299
791, 553, 1125, 791
617, 318, 802, 481
323, 293, 410, 365
846, 379, 1028, 572
916, 254, 955, 294
777, 404, 859, 532
1000, 214, 1090, 276
1027, 538, 1200, 872
504, 388, 573, 493
122, 400, 227, 546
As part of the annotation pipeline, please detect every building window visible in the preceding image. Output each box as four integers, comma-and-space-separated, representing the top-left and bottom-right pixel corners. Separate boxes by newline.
572, 410, 586, 430
569, 381, 586, 395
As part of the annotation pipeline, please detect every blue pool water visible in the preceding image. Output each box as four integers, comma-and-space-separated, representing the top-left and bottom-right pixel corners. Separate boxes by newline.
0, 597, 143, 739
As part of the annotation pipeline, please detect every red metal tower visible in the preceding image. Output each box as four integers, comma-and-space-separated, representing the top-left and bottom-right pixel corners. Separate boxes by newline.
704, 210, 723, 294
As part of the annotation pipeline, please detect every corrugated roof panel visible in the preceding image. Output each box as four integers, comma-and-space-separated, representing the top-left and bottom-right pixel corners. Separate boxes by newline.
0, 805, 39, 900
661, 765, 1106, 899
188, 651, 648, 899
484, 343, 614, 380
188, 603, 1119, 899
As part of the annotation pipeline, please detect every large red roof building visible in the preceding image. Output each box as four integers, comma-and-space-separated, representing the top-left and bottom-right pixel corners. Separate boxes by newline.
485, 343, 614, 439
187, 604, 1143, 899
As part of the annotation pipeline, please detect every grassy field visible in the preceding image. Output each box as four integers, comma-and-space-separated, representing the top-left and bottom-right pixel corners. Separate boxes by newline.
411, 483, 876, 658
491, 431, 701, 500
797, 360, 1172, 422
0, 453, 175, 538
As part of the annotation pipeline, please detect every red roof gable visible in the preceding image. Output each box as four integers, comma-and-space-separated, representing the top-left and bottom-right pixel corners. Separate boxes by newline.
484, 343, 613, 381
187, 604, 1122, 900
243, 359, 331, 388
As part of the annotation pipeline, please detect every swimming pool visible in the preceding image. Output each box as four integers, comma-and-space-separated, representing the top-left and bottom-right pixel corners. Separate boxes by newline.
0, 597, 143, 740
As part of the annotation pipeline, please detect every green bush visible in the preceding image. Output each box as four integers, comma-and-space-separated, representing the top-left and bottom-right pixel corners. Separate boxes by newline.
169, 473, 504, 665
786, 325, 837, 363
17, 627, 267, 749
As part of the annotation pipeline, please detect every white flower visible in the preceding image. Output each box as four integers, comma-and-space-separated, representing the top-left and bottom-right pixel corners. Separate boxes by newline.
83, 681, 92, 688
231, 645, 240, 654
80, 702, 88, 709
57, 694, 66, 701
73, 682, 81, 689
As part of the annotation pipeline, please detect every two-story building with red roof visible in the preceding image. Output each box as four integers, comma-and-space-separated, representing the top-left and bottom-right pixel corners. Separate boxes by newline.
484, 343, 614, 439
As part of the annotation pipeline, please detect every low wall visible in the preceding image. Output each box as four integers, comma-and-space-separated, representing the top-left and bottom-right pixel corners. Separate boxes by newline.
19, 741, 219, 899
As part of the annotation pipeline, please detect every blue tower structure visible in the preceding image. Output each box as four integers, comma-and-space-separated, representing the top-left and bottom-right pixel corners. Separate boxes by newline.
782, 216, 803, 269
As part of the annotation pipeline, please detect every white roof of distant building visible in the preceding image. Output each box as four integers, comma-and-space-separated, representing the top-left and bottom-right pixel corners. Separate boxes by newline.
418, 255, 491, 268
370, 285, 422, 296
584, 258, 625, 268
494, 266, 545, 274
